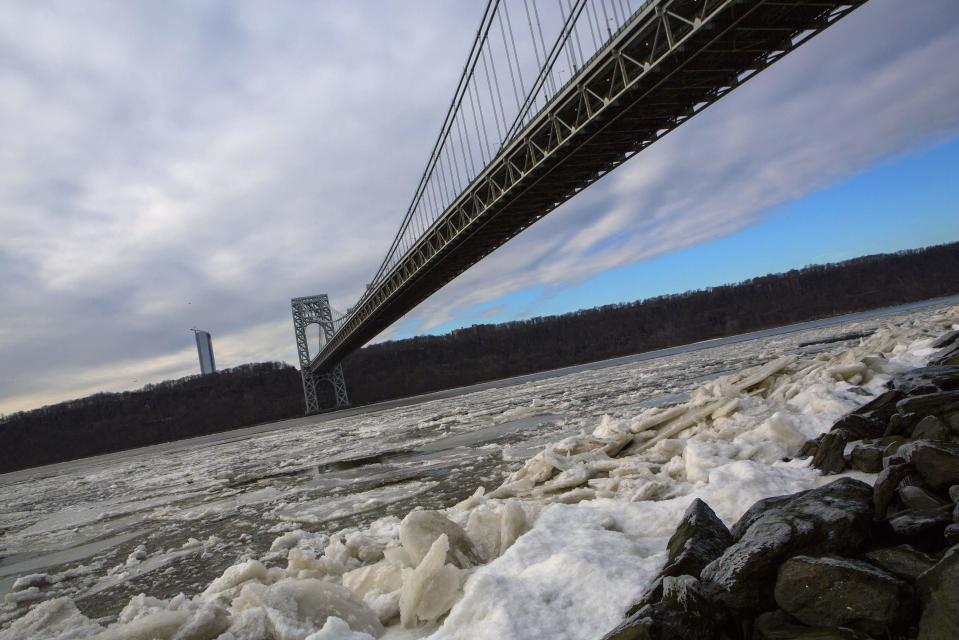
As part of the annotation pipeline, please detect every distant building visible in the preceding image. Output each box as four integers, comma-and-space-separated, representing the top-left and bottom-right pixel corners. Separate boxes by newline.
192, 329, 216, 375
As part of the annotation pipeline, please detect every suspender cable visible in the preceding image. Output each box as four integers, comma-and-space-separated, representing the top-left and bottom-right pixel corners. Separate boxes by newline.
557, 0, 577, 75
522, 0, 544, 81
502, 2, 527, 109
496, 9, 523, 112
530, 0, 556, 95
600, 0, 612, 37
559, 0, 586, 69
501, 0, 588, 147
455, 112, 475, 179
367, 0, 500, 291
565, 0, 586, 67
585, 0, 601, 50
482, 44, 506, 144
467, 79, 491, 164
446, 124, 464, 191
614, 0, 625, 27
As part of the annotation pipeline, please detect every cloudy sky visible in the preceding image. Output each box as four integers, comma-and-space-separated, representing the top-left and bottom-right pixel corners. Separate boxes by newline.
2, 0, 958, 416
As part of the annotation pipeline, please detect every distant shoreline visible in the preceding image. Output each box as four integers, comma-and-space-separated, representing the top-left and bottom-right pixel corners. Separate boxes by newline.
4, 292, 958, 482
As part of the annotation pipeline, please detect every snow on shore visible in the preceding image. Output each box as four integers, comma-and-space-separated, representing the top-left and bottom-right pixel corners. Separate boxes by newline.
2, 306, 956, 640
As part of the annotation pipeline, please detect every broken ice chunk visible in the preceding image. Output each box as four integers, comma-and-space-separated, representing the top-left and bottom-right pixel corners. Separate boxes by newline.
399, 510, 481, 569
399, 534, 465, 627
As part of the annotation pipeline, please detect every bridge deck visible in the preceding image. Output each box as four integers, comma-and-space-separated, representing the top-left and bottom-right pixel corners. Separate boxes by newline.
312, 0, 864, 373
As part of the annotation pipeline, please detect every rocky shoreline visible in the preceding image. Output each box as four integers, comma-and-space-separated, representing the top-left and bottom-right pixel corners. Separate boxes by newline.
603, 332, 959, 639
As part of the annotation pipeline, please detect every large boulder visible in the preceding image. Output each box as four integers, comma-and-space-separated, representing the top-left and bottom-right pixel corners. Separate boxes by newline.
930, 330, 959, 350
866, 545, 937, 581
873, 463, 914, 519
622, 499, 735, 621
884, 509, 953, 553
661, 499, 733, 579
884, 413, 918, 438
912, 416, 952, 441
898, 441, 959, 490
897, 391, 959, 421
917, 544, 959, 640
601, 576, 727, 640
929, 344, 959, 366
898, 486, 949, 513
753, 610, 870, 639
701, 478, 874, 611
852, 389, 902, 426
811, 433, 847, 474
891, 366, 959, 396
829, 415, 882, 441
848, 444, 883, 474
773, 556, 912, 635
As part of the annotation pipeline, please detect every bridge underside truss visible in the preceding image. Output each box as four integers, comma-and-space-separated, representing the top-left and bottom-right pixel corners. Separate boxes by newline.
312, 0, 865, 374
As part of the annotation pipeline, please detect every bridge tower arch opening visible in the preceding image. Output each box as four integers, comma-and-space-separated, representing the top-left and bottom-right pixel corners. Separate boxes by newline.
291, 294, 349, 414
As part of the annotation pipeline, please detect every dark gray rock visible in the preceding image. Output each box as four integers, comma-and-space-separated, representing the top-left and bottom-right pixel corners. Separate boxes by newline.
661, 499, 732, 579
900, 441, 959, 490
945, 524, 959, 546
729, 492, 803, 541
912, 415, 952, 441
622, 500, 734, 618
830, 414, 882, 441
874, 463, 913, 520
774, 555, 911, 634
892, 366, 959, 395
899, 485, 950, 513
866, 544, 937, 581
902, 468, 933, 492
930, 343, 959, 367
625, 577, 665, 617
848, 444, 883, 473
931, 330, 959, 350
881, 436, 909, 460
754, 610, 870, 640
897, 390, 959, 420
950, 485, 959, 504
884, 412, 917, 438
886, 508, 953, 552
797, 439, 819, 459
811, 432, 847, 474
853, 389, 902, 425
701, 478, 874, 611
601, 576, 724, 640
917, 544, 959, 640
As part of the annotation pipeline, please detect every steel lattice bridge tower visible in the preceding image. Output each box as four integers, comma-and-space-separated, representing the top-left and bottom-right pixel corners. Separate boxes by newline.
294, 0, 867, 411
291, 294, 349, 413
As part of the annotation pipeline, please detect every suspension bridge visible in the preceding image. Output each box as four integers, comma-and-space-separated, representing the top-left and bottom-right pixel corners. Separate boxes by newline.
293, 0, 866, 413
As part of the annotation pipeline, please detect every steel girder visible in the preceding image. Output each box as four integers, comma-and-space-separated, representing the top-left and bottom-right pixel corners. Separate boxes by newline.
311, 0, 866, 374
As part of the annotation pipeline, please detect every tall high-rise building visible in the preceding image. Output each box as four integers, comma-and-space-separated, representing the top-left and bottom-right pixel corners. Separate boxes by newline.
192, 329, 216, 375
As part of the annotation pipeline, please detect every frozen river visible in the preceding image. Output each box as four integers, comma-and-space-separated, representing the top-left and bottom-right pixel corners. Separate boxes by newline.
1, 296, 957, 631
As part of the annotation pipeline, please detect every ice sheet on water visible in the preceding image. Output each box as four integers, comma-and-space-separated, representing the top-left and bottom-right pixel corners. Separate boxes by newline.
271, 481, 439, 526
